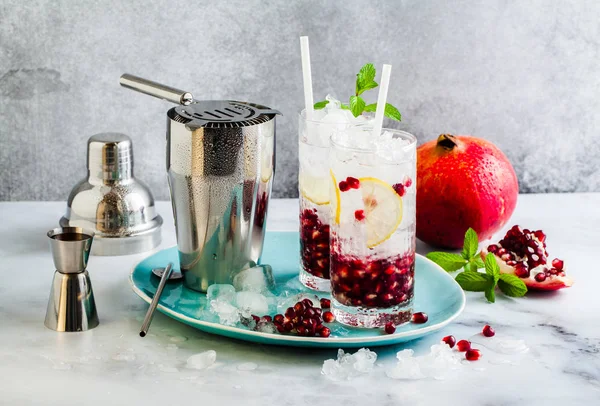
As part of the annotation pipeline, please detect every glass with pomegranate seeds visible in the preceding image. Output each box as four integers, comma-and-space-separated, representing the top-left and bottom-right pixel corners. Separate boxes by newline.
329, 128, 417, 328
298, 109, 357, 291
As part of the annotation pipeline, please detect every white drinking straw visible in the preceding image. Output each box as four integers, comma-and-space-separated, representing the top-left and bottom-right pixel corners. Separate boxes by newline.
300, 36, 315, 120
372, 64, 392, 138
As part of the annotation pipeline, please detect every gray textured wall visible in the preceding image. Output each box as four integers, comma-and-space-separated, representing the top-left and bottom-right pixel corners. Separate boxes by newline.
1, 0, 598, 201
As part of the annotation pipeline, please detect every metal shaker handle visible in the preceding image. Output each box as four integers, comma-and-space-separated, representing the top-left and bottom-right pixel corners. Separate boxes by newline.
120, 74, 194, 106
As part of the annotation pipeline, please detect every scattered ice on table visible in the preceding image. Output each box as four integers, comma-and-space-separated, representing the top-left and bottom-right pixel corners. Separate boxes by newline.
233, 265, 275, 294
209, 298, 240, 326
236, 291, 269, 315
207, 284, 236, 303
321, 348, 377, 381
158, 364, 179, 373
237, 362, 258, 371
52, 361, 72, 370
113, 349, 136, 362
468, 334, 529, 355
186, 350, 217, 370
255, 319, 277, 334
170, 335, 188, 343
386, 344, 462, 380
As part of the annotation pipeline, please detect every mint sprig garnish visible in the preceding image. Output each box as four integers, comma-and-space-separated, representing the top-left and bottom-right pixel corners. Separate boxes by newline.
313, 63, 402, 121
426, 228, 528, 303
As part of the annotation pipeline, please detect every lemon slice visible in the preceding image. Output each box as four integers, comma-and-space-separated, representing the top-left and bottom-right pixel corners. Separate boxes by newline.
330, 170, 341, 224
359, 177, 403, 248
299, 172, 330, 205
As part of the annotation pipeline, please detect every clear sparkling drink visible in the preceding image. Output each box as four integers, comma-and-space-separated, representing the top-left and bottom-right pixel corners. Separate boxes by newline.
329, 128, 417, 327
298, 102, 371, 291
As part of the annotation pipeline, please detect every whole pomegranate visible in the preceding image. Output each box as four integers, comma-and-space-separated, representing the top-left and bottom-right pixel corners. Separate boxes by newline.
417, 134, 518, 248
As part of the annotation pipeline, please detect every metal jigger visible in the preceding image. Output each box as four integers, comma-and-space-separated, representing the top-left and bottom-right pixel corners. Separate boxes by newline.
44, 227, 99, 332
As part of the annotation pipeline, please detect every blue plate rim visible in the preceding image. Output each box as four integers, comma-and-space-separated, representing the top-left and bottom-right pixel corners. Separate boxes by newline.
129, 246, 466, 345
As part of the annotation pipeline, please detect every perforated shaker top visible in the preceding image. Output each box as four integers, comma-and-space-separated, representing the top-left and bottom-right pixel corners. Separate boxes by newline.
171, 100, 279, 129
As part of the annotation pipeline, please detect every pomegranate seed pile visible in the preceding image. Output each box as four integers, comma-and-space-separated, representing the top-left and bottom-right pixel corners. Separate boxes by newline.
330, 252, 415, 308
299, 209, 330, 279
487, 225, 566, 280
266, 298, 334, 338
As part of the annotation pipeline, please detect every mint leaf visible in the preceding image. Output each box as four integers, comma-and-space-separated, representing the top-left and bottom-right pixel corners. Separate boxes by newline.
357, 81, 378, 95
455, 272, 493, 291
473, 257, 485, 269
340, 103, 350, 110
461, 228, 479, 260
426, 252, 467, 273
362, 103, 402, 121
349, 96, 366, 117
485, 286, 496, 303
384, 103, 402, 121
466, 261, 479, 273
484, 253, 500, 283
498, 274, 528, 297
364, 103, 377, 112
356, 63, 376, 94
314, 100, 329, 110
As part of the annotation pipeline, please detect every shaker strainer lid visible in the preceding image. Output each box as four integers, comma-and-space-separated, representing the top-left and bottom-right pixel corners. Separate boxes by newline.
119, 74, 280, 129
171, 100, 279, 129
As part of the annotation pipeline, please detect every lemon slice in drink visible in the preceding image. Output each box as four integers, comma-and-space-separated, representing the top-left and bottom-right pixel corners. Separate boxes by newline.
330, 170, 341, 224
299, 173, 330, 205
359, 177, 403, 248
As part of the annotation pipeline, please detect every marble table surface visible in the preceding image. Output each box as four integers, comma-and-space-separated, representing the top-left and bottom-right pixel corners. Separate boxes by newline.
1, 195, 599, 405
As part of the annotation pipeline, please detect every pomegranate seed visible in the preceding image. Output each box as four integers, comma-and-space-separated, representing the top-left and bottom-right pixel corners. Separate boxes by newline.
346, 177, 360, 189
392, 183, 405, 197
314, 308, 323, 316
304, 308, 316, 319
284, 307, 295, 319
339, 180, 349, 192
465, 349, 482, 361
533, 230, 546, 242
456, 340, 471, 352
487, 244, 498, 254
297, 326, 308, 336
294, 302, 305, 315
262, 315, 272, 322
514, 263, 530, 278
323, 311, 335, 323
404, 177, 413, 187
274, 314, 284, 324
552, 258, 564, 271
384, 322, 396, 334
320, 298, 331, 308
535, 272, 547, 282
283, 321, 293, 332
301, 298, 314, 307
275, 323, 285, 333
411, 312, 428, 324
354, 210, 366, 221
318, 326, 331, 337
442, 335, 456, 348
251, 315, 260, 323
482, 325, 495, 337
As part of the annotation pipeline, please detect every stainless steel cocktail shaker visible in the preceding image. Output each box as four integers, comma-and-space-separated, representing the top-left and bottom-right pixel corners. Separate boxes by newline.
120, 75, 278, 292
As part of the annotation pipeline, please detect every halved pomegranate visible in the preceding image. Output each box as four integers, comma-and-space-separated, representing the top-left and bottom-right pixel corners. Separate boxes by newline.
482, 225, 573, 291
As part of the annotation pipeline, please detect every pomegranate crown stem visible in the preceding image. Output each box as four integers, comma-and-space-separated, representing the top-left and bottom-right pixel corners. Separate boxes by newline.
437, 134, 457, 150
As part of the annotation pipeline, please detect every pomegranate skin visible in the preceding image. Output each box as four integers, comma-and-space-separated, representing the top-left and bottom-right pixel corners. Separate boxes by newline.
417, 134, 518, 248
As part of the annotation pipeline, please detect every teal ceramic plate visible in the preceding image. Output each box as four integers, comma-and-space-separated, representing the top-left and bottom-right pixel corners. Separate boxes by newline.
130, 231, 465, 348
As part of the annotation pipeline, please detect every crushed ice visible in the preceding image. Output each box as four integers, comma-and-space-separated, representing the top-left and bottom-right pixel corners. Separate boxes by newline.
386, 344, 462, 380
321, 348, 377, 381
186, 350, 217, 370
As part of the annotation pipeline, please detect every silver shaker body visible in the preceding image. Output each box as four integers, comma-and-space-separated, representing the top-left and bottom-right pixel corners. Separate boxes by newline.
166, 108, 276, 292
